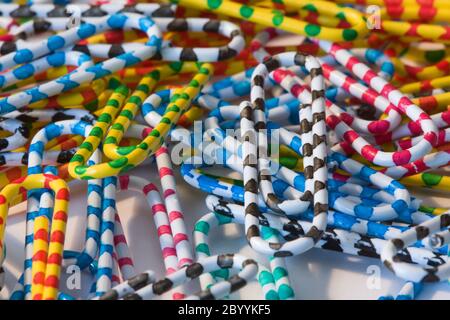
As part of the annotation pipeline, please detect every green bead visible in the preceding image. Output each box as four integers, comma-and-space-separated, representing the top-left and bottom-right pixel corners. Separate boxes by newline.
150, 130, 160, 137
75, 165, 87, 175
211, 268, 228, 279
149, 70, 160, 80
128, 95, 142, 105
169, 61, 183, 72
167, 105, 180, 113
305, 24, 321, 36
160, 117, 171, 124
280, 156, 298, 169
422, 172, 442, 186
109, 157, 128, 169
214, 212, 232, 225
261, 225, 276, 240
111, 123, 124, 132
171, 93, 180, 102
258, 270, 275, 286
89, 127, 103, 138
189, 79, 199, 87
425, 50, 445, 63
108, 77, 121, 90
343, 29, 358, 41
194, 221, 210, 234
97, 113, 112, 123
116, 85, 129, 97
120, 109, 134, 120
118, 145, 136, 155
278, 284, 294, 300
335, 12, 346, 20
240, 5, 254, 18
302, 3, 317, 12
104, 136, 117, 145
265, 290, 279, 300
85, 100, 98, 112
419, 205, 434, 214
138, 142, 148, 150
199, 67, 210, 75
70, 154, 84, 163
80, 141, 93, 152
272, 267, 287, 281
107, 99, 119, 108
195, 243, 210, 255
272, 13, 284, 26
207, 0, 222, 10
136, 84, 149, 94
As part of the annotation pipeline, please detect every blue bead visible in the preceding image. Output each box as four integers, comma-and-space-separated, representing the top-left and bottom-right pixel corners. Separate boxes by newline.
38, 207, 52, 219
245, 68, 254, 77
44, 166, 58, 175
45, 123, 63, 140
72, 120, 89, 136
47, 35, 65, 51
117, 52, 141, 67
360, 186, 377, 199
139, 17, 154, 31
146, 35, 162, 48
141, 103, 152, 115
359, 166, 374, 180
76, 252, 95, 269
289, 136, 302, 154
24, 259, 33, 269
180, 164, 194, 178
328, 179, 343, 190
293, 174, 305, 191
77, 23, 96, 39
28, 147, 44, 168
13, 64, 35, 80
28, 87, 48, 103
234, 81, 250, 96
367, 221, 389, 238
27, 166, 42, 175
0, 100, 17, 114
365, 49, 382, 63
230, 185, 244, 202
387, 180, 406, 194
381, 63, 395, 76
77, 53, 92, 65
326, 87, 338, 101
25, 233, 34, 244
392, 199, 408, 214
108, 14, 128, 29
328, 192, 341, 206
47, 52, 65, 67
213, 77, 232, 90
13, 49, 33, 64
354, 204, 373, 219
86, 64, 112, 79
273, 179, 288, 196
333, 211, 357, 230
56, 74, 79, 91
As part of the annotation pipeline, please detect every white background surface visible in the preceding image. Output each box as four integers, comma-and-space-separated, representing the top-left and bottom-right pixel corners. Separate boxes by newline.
2, 164, 449, 300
